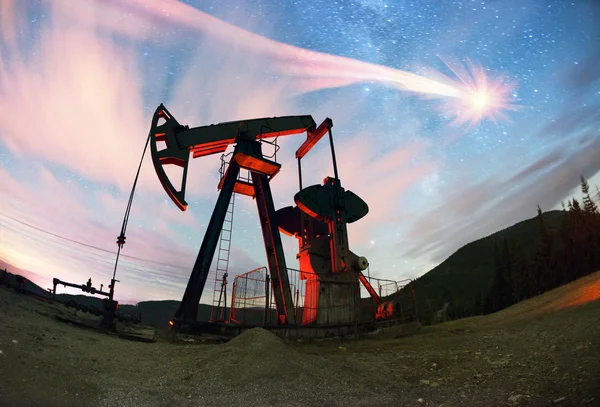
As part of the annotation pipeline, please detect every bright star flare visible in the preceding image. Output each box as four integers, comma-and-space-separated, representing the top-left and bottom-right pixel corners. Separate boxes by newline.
434, 58, 520, 128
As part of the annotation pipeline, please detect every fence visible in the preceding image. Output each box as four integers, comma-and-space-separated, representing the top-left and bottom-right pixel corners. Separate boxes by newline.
358, 277, 418, 324
229, 266, 418, 327
229, 267, 270, 325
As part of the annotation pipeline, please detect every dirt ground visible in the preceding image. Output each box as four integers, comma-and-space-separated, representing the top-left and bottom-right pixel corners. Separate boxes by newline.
1, 272, 599, 407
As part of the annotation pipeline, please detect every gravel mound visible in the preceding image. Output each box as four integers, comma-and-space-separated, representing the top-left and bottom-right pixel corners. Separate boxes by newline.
218, 328, 301, 383
225, 328, 286, 353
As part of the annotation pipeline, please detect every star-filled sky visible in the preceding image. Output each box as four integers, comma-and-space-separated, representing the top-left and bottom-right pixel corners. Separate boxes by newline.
0, 0, 599, 304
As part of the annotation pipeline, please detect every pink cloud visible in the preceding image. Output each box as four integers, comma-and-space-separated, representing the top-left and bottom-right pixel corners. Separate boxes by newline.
0, 7, 153, 193
0, 0, 443, 303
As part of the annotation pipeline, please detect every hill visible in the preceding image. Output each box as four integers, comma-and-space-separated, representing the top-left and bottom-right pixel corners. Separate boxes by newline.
1, 269, 50, 297
2, 210, 568, 329
0, 269, 598, 406
410, 210, 566, 323
0, 259, 45, 286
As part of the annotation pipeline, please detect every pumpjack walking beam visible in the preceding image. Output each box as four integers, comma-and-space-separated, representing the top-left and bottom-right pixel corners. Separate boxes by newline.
149, 105, 315, 326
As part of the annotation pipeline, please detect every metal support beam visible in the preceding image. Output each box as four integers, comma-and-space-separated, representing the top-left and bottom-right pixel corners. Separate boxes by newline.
174, 160, 241, 323
252, 171, 296, 325
295, 118, 332, 159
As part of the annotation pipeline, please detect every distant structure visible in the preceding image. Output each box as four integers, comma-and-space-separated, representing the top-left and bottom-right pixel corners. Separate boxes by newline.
52, 277, 121, 329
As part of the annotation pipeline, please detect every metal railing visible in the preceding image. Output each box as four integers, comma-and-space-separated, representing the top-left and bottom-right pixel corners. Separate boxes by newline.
228, 266, 418, 327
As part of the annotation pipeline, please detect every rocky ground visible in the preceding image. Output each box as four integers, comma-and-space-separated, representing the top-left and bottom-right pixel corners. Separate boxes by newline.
0, 272, 599, 407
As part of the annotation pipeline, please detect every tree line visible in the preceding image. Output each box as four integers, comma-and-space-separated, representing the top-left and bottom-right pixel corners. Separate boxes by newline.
483, 176, 600, 314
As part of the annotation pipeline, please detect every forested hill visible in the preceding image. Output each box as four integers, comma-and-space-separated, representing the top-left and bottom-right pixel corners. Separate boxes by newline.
411, 210, 566, 322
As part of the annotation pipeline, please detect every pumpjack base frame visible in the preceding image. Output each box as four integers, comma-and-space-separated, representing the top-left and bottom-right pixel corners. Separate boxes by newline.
171, 318, 410, 340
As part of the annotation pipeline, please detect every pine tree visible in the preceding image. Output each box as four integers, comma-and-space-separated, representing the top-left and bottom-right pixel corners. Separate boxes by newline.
533, 206, 556, 292
500, 238, 515, 307
571, 198, 583, 213
580, 176, 598, 214
557, 206, 575, 285
485, 242, 501, 313
581, 176, 590, 194
487, 238, 514, 312
510, 245, 530, 301
568, 198, 587, 279
579, 179, 600, 272
473, 292, 484, 315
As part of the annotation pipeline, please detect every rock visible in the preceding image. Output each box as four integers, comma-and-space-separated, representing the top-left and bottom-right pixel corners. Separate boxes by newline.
508, 394, 523, 403
11, 339, 18, 345
553, 397, 566, 403
418, 398, 424, 403
0, 350, 4, 356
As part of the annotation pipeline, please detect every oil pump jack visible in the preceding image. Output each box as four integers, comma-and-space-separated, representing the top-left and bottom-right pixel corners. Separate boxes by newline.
149, 104, 394, 334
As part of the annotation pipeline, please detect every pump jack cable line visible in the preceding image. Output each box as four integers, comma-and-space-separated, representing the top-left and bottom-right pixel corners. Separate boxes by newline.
112, 132, 151, 282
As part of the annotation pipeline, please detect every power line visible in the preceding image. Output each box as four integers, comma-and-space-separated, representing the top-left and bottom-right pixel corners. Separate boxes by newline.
0, 220, 192, 279
0, 211, 192, 270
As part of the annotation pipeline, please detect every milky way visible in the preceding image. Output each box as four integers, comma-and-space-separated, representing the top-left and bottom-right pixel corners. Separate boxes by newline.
0, 0, 598, 303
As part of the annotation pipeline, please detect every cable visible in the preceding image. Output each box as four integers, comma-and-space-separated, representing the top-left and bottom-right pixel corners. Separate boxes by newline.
0, 212, 190, 270
112, 131, 152, 282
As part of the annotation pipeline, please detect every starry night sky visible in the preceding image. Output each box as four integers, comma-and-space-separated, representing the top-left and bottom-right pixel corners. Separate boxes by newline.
0, 0, 599, 303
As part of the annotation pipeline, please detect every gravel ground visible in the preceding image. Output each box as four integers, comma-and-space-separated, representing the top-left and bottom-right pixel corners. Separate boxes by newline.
0, 273, 599, 407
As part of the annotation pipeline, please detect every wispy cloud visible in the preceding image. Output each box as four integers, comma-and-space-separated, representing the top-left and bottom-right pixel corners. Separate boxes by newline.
1, 0, 598, 303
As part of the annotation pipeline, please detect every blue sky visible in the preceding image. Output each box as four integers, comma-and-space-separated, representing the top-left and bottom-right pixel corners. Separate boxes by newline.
0, 0, 598, 304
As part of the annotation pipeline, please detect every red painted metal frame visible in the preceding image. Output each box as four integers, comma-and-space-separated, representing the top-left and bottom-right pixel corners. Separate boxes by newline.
295, 118, 333, 159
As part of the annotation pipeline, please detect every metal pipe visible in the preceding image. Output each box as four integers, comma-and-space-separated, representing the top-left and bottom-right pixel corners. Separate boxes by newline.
327, 128, 339, 180
264, 274, 270, 327
297, 158, 303, 190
